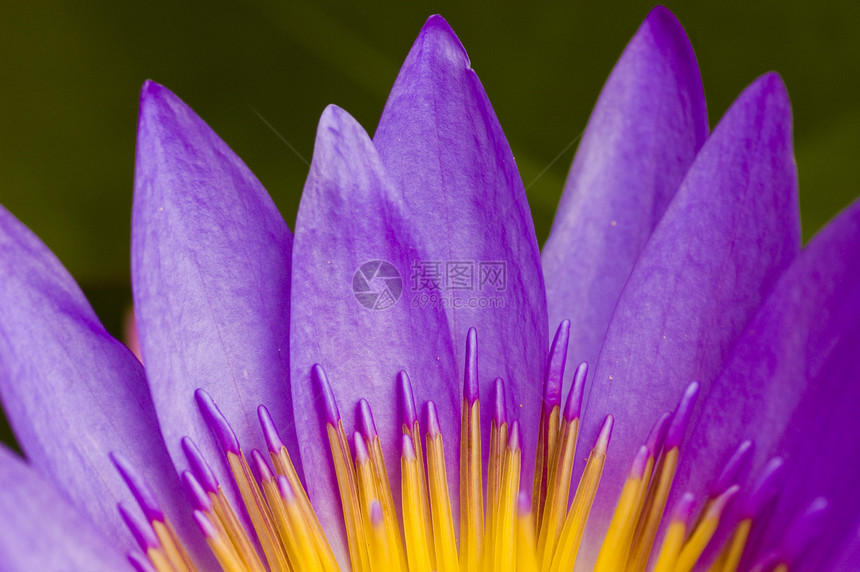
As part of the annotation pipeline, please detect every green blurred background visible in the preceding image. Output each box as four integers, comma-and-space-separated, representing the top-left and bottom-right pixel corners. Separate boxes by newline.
2, 1, 859, 449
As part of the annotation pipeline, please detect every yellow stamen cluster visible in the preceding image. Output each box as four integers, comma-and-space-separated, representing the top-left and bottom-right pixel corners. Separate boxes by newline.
122, 358, 774, 572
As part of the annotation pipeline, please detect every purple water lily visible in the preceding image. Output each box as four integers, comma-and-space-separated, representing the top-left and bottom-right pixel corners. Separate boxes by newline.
1, 6, 858, 572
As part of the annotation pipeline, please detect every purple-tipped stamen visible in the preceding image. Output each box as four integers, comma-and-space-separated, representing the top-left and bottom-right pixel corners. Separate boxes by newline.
544, 320, 571, 408
181, 470, 213, 513
181, 436, 219, 494
370, 500, 384, 526
312, 363, 341, 426
128, 551, 157, 572
110, 452, 165, 522
672, 492, 697, 526
193, 510, 218, 540
358, 399, 379, 440
664, 382, 700, 449
517, 491, 532, 516
426, 401, 442, 438
508, 420, 521, 451
595, 414, 614, 451
777, 497, 829, 565
464, 327, 479, 404
709, 440, 755, 497
562, 362, 588, 422
741, 457, 785, 519
630, 445, 650, 480
118, 503, 159, 551
194, 388, 241, 455
251, 449, 274, 483
353, 431, 370, 464
644, 412, 672, 458
398, 371, 418, 427
709, 485, 740, 516
493, 377, 507, 425
277, 475, 296, 503
258, 405, 285, 454
401, 434, 416, 461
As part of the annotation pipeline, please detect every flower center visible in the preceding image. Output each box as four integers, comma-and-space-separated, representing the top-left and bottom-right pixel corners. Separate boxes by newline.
113, 323, 817, 572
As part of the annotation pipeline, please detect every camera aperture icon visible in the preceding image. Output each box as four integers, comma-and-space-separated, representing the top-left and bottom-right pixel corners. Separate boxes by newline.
352, 260, 403, 310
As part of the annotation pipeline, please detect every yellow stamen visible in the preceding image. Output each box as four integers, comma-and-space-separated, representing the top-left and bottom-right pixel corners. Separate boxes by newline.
326, 421, 370, 572
269, 445, 339, 571
493, 423, 522, 572
427, 403, 459, 572
264, 473, 323, 572
709, 518, 752, 572
152, 518, 196, 572
548, 415, 612, 572
209, 489, 267, 572
626, 446, 681, 571
147, 546, 180, 572
675, 486, 739, 572
536, 412, 578, 569
484, 408, 509, 572
532, 402, 560, 530
365, 432, 407, 572
226, 451, 289, 572
653, 493, 696, 572
368, 501, 391, 572
401, 436, 433, 572
516, 494, 539, 572
460, 396, 484, 572
593, 445, 652, 572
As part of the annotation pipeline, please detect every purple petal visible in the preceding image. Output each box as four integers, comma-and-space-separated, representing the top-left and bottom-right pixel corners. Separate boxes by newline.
290, 105, 459, 561
682, 197, 860, 570
0, 446, 132, 571
0, 206, 199, 556
676, 198, 860, 567
575, 73, 800, 564
373, 15, 548, 485
542, 6, 708, 372
832, 525, 860, 572
132, 82, 297, 500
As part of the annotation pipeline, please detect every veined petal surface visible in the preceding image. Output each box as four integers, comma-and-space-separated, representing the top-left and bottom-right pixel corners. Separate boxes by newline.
0, 445, 132, 571
132, 82, 297, 498
577, 73, 800, 566
291, 105, 459, 562
374, 16, 548, 484
542, 6, 708, 372
0, 205, 194, 555
671, 197, 860, 569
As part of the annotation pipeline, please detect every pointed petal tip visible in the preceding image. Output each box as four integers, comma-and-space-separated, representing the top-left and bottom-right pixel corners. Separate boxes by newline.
417, 14, 467, 62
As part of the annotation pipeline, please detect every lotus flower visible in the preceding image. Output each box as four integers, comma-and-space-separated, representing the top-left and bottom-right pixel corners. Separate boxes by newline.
1, 7, 858, 572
